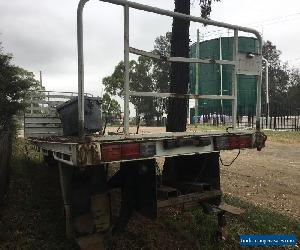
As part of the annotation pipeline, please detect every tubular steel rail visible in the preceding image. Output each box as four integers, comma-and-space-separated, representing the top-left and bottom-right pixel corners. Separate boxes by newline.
77, 0, 263, 138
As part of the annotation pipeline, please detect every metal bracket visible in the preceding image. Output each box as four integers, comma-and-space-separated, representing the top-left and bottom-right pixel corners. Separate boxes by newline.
237, 53, 262, 76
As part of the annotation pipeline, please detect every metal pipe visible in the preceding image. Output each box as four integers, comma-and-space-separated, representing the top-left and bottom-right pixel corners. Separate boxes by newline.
100, 0, 262, 39
195, 29, 200, 117
123, 4, 130, 135
129, 91, 235, 100
256, 46, 263, 131
77, 0, 89, 139
262, 57, 269, 125
232, 29, 238, 130
219, 37, 223, 113
129, 46, 235, 65
76, 0, 263, 135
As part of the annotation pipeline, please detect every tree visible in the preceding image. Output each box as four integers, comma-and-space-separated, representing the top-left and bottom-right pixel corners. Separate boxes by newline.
166, 0, 220, 132
0, 45, 40, 130
102, 57, 156, 125
163, 0, 220, 186
102, 33, 172, 126
152, 32, 172, 125
287, 68, 300, 106
262, 41, 290, 106
166, 0, 190, 132
101, 93, 121, 124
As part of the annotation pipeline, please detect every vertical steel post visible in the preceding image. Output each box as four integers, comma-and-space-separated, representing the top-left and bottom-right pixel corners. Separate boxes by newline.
262, 57, 269, 128
219, 37, 223, 113
256, 41, 263, 131
232, 29, 238, 130
195, 29, 200, 118
124, 5, 130, 135
77, 0, 88, 140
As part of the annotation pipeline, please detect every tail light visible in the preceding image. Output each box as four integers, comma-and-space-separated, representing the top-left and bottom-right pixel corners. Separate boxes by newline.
121, 143, 140, 159
101, 144, 121, 162
101, 142, 156, 162
214, 135, 253, 150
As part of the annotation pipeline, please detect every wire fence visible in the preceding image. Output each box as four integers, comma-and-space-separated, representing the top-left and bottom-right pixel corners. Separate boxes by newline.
191, 103, 300, 131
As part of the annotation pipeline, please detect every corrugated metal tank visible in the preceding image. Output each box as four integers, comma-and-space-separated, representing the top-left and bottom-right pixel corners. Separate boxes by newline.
189, 36, 259, 116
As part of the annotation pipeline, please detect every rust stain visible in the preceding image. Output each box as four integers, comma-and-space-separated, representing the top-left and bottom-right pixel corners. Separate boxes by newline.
76, 142, 101, 166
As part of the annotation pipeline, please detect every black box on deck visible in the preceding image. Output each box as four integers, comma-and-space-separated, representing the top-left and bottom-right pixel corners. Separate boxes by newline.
57, 96, 102, 136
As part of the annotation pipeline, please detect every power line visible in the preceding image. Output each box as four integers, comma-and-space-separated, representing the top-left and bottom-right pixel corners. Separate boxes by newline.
195, 12, 300, 41
245, 12, 300, 26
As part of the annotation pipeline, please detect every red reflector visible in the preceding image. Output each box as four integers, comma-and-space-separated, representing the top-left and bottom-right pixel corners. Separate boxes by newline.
228, 136, 240, 148
228, 135, 252, 149
121, 143, 140, 159
101, 144, 121, 162
239, 135, 252, 148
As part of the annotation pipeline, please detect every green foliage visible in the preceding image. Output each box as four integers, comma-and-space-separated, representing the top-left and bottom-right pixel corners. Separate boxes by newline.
102, 93, 121, 124
287, 68, 300, 105
102, 33, 171, 126
262, 40, 300, 106
0, 45, 41, 129
199, 0, 221, 18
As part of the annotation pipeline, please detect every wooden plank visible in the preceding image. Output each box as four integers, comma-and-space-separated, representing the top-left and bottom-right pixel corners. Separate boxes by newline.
25, 132, 63, 138
157, 190, 221, 208
25, 127, 63, 134
25, 106, 57, 111
217, 203, 245, 215
24, 116, 61, 123
27, 100, 65, 105
25, 123, 61, 128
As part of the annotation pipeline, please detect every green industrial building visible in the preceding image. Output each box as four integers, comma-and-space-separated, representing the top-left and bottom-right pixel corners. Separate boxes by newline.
189, 36, 259, 118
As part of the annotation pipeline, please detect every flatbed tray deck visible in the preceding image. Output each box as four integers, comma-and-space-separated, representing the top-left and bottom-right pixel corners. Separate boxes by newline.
28, 130, 262, 167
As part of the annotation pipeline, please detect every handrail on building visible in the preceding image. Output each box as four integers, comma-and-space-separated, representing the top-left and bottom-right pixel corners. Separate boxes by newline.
77, 0, 263, 139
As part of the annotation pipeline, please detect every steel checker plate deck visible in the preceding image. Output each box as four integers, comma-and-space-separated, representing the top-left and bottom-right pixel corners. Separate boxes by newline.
27, 131, 256, 166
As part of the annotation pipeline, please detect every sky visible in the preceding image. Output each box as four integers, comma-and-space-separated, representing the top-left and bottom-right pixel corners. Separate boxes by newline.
1, 0, 300, 104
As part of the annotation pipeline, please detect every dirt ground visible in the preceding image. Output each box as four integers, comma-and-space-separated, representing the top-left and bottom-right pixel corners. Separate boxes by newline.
220, 140, 300, 220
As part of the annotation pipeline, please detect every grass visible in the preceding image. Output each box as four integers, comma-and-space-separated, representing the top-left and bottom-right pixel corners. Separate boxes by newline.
0, 138, 299, 249
263, 130, 300, 143
187, 124, 300, 143
0, 139, 77, 249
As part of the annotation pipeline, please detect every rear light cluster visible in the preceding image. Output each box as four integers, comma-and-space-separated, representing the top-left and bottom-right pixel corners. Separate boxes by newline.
214, 135, 253, 150
101, 142, 156, 162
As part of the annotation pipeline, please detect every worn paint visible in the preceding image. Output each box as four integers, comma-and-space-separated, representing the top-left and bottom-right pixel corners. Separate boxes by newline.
76, 142, 101, 166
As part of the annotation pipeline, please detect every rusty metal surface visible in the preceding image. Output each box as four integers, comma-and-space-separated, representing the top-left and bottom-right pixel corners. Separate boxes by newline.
27, 131, 262, 166
76, 142, 101, 166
